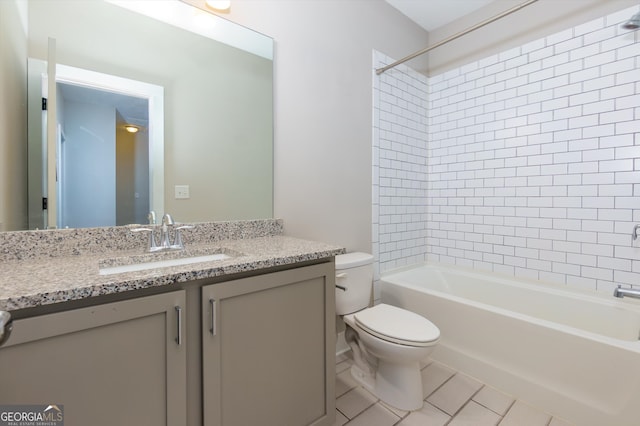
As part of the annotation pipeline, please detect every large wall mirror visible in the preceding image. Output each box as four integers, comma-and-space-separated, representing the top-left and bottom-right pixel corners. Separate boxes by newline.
3, 0, 273, 231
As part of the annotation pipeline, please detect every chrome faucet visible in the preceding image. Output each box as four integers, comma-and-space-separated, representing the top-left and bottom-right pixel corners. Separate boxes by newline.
0, 311, 13, 347
614, 285, 640, 299
160, 213, 175, 249
162, 213, 174, 226
133, 213, 193, 252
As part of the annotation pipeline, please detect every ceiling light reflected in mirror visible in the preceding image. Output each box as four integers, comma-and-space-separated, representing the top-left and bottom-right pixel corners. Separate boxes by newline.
206, 1, 231, 12
107, 0, 270, 59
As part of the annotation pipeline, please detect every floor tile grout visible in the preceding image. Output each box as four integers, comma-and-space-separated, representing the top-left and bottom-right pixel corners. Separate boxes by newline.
446, 384, 488, 421
336, 355, 572, 426
423, 369, 455, 400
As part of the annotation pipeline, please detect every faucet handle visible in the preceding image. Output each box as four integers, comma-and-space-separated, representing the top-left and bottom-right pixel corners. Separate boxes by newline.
171, 225, 194, 250
147, 211, 157, 225
132, 227, 152, 233
132, 227, 159, 252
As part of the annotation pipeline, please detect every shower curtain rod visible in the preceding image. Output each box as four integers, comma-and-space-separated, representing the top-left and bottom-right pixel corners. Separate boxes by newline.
376, 0, 539, 75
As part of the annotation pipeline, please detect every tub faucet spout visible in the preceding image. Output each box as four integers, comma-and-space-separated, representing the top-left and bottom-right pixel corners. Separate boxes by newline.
614, 285, 640, 299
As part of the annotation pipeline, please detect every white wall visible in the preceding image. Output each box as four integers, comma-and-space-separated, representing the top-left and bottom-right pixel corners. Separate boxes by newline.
213, 0, 429, 252
116, 126, 149, 226
167, 50, 272, 222
427, 5, 640, 294
61, 100, 116, 228
0, 0, 28, 231
133, 130, 150, 224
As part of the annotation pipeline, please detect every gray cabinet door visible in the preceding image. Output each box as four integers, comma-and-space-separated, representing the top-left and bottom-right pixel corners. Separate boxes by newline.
0, 291, 187, 426
202, 262, 336, 426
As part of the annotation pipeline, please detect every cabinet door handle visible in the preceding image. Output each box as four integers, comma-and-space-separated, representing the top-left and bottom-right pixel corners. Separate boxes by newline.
175, 306, 183, 346
209, 298, 216, 336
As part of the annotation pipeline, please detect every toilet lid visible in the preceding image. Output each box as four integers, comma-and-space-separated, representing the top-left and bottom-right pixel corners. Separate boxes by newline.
354, 304, 440, 347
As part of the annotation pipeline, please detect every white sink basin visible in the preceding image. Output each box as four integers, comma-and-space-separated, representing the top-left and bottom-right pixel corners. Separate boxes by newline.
99, 252, 233, 276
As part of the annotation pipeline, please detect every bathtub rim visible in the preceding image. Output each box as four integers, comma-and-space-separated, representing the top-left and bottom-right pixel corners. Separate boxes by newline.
380, 261, 640, 351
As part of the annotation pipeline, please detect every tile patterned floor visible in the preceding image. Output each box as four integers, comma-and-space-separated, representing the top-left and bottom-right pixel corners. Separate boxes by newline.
334, 353, 574, 426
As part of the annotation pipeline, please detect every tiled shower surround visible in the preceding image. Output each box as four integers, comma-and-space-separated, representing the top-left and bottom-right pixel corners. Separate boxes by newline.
372, 51, 429, 286
373, 5, 640, 295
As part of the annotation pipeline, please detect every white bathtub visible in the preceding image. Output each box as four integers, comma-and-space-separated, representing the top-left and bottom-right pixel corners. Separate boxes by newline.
380, 262, 640, 426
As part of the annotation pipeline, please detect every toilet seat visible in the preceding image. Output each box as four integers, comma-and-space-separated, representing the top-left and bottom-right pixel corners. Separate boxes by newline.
354, 304, 440, 347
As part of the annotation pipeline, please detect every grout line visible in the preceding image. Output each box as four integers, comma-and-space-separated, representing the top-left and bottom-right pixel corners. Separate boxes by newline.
376, 401, 404, 422
468, 384, 511, 418
500, 398, 518, 423
426, 401, 453, 425
343, 399, 378, 422
338, 356, 565, 425
422, 369, 457, 400
391, 406, 415, 426
440, 382, 487, 423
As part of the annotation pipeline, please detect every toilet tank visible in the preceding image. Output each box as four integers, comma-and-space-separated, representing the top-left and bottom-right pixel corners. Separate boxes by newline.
335, 252, 374, 315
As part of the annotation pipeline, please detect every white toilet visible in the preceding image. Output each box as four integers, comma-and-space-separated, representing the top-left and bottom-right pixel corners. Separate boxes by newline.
336, 252, 440, 411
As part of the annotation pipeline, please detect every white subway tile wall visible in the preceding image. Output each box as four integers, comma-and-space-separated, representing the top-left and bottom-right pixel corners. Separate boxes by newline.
428, 5, 640, 293
373, 5, 640, 295
372, 51, 429, 294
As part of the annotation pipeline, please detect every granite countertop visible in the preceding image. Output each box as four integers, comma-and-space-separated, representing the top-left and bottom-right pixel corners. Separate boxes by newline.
0, 235, 345, 311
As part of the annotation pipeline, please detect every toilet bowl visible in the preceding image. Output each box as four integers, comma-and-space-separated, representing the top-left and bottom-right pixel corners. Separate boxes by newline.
335, 253, 440, 411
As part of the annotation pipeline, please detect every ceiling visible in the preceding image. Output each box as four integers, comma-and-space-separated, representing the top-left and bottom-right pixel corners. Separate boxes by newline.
385, 0, 495, 31
58, 82, 149, 129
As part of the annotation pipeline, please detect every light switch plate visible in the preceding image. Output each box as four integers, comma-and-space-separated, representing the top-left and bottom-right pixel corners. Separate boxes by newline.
175, 185, 190, 199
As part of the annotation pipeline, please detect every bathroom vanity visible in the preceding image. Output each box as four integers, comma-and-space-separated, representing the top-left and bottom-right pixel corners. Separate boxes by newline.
0, 220, 343, 426
0, 290, 187, 424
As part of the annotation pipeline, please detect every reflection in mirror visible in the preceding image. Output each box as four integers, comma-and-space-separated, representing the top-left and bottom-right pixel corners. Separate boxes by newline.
0, 0, 273, 231
28, 59, 164, 229
57, 82, 151, 229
